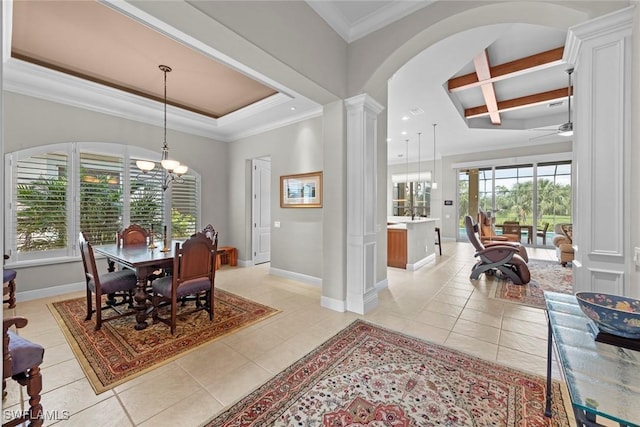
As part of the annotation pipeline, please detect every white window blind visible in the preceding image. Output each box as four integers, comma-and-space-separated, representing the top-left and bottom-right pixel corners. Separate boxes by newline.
129, 159, 164, 241
79, 152, 124, 245
171, 174, 198, 239
15, 151, 69, 253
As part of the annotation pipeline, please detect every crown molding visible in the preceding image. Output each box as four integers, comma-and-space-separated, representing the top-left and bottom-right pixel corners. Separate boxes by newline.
564, 5, 634, 67
4, 59, 322, 143
306, 0, 433, 43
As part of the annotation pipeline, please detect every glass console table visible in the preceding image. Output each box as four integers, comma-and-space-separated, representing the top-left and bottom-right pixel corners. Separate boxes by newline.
544, 292, 640, 427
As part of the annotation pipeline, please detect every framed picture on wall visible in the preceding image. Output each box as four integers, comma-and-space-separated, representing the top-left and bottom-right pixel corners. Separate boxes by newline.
280, 171, 323, 208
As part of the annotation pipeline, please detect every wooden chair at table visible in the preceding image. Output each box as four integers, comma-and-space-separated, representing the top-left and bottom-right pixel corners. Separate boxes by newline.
502, 221, 522, 242
117, 223, 149, 247
537, 222, 550, 245
79, 232, 138, 331
3, 254, 17, 309
477, 211, 520, 243
118, 224, 165, 285
202, 224, 223, 270
3, 316, 45, 427
151, 231, 218, 335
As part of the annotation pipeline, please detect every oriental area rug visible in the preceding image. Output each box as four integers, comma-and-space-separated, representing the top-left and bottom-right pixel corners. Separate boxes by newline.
491, 259, 573, 309
49, 289, 279, 394
205, 320, 570, 426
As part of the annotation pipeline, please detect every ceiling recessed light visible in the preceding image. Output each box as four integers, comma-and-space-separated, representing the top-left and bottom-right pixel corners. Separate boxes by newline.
386, 137, 391, 142
401, 131, 407, 135
401, 116, 409, 121
290, 106, 296, 111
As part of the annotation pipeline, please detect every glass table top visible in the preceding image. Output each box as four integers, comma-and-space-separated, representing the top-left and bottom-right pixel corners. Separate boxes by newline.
545, 292, 640, 426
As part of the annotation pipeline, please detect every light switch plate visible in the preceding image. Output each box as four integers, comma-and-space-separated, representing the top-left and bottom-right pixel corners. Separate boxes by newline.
635, 247, 640, 266
274, 221, 280, 228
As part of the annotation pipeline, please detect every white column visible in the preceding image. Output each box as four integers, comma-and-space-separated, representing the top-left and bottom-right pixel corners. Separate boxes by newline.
345, 94, 384, 314
564, 7, 633, 295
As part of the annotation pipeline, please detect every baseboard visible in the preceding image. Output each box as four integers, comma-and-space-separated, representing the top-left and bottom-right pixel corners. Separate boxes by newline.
16, 281, 85, 303
238, 259, 253, 267
406, 253, 436, 271
269, 267, 322, 287
376, 278, 389, 291
320, 296, 345, 312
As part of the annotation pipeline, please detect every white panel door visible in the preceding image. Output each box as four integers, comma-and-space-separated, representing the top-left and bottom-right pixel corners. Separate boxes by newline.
252, 158, 271, 265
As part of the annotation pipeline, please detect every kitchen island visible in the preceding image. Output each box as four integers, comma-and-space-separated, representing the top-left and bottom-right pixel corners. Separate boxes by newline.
387, 216, 439, 270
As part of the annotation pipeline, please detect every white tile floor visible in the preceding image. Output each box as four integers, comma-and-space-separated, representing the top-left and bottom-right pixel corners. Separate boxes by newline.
3, 242, 572, 426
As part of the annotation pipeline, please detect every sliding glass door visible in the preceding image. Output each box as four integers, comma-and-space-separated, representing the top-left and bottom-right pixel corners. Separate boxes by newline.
458, 160, 572, 247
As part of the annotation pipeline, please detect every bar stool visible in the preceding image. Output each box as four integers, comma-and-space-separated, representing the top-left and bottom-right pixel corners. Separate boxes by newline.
435, 227, 442, 256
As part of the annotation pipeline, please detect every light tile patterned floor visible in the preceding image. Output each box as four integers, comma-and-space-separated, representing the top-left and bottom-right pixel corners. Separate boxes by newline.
3, 242, 569, 426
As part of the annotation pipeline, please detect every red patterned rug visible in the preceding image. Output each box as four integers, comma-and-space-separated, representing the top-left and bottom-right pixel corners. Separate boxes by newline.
205, 320, 570, 426
50, 289, 279, 393
492, 259, 573, 309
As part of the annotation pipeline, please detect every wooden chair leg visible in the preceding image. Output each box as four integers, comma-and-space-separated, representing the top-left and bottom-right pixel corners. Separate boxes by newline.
170, 296, 177, 335
85, 286, 93, 321
25, 366, 43, 427
94, 292, 102, 331
7, 279, 16, 309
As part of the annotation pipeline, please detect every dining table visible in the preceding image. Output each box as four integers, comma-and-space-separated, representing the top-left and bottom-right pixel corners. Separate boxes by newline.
93, 241, 181, 330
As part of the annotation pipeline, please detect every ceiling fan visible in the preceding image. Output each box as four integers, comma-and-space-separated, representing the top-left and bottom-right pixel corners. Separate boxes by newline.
529, 68, 574, 140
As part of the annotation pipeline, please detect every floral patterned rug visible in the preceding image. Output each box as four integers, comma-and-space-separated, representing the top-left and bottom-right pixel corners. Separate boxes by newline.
492, 259, 573, 309
205, 320, 570, 426
50, 289, 279, 393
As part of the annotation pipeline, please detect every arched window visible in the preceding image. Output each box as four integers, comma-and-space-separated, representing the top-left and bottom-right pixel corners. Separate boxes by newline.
5, 142, 200, 263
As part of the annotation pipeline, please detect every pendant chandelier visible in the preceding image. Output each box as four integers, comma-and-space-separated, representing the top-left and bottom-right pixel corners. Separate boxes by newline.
136, 65, 188, 191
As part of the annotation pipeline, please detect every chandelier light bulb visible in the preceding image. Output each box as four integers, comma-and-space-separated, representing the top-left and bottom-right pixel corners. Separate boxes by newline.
136, 160, 155, 172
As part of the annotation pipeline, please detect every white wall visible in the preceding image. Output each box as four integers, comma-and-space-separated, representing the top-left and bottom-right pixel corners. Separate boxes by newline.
3, 92, 228, 293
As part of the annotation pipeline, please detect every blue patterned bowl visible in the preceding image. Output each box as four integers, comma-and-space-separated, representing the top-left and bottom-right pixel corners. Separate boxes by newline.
576, 292, 640, 339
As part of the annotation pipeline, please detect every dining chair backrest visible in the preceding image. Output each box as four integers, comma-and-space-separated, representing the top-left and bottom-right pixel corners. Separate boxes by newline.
118, 224, 149, 247
79, 232, 99, 290
502, 222, 521, 236
202, 224, 215, 240
173, 232, 217, 297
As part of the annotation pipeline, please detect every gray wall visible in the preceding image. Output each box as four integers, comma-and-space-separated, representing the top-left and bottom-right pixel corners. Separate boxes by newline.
4, 92, 228, 293
228, 115, 324, 279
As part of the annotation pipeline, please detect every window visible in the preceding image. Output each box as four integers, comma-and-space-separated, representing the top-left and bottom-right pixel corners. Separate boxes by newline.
457, 160, 571, 246
5, 143, 200, 263
14, 150, 69, 258
391, 172, 433, 217
171, 174, 198, 239
80, 152, 124, 245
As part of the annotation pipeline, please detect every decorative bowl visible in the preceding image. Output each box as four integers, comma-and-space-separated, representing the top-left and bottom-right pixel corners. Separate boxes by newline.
576, 292, 640, 339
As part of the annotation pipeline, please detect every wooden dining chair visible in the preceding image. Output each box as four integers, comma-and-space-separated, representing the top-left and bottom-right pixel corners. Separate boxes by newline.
537, 222, 550, 245
79, 232, 138, 331
3, 316, 45, 427
3, 255, 17, 309
117, 224, 149, 247
502, 221, 522, 242
151, 231, 218, 335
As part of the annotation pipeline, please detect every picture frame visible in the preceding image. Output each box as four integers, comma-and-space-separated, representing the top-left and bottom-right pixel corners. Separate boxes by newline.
280, 171, 323, 208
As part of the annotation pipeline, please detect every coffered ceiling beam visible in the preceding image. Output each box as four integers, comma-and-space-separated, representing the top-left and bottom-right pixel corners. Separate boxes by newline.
448, 47, 564, 92
473, 49, 501, 125
465, 87, 570, 119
